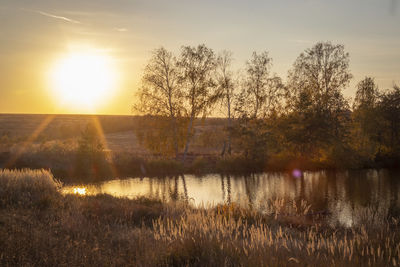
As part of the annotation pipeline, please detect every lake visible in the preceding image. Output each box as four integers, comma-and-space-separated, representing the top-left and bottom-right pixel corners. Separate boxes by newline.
63, 169, 400, 227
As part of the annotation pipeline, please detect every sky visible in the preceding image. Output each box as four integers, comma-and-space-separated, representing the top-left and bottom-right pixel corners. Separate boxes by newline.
0, 0, 399, 114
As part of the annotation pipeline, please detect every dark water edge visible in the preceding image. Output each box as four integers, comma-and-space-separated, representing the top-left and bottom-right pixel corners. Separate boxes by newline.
2, 148, 400, 184
63, 169, 400, 227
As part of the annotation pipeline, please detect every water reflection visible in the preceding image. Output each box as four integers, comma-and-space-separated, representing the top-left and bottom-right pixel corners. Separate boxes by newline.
220, 174, 232, 204
62, 170, 400, 226
68, 187, 87, 195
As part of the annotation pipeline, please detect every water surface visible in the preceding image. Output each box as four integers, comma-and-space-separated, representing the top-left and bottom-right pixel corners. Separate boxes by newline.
63, 169, 400, 226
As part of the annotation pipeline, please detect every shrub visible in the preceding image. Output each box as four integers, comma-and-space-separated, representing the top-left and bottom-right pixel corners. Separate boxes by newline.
75, 124, 112, 180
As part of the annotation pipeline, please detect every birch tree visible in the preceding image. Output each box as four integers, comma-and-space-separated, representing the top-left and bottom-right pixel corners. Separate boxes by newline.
237, 51, 284, 119
215, 50, 236, 155
177, 44, 217, 162
134, 47, 183, 158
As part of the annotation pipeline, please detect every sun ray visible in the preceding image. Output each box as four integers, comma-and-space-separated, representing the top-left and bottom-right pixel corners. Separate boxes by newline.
91, 116, 117, 177
5, 115, 56, 168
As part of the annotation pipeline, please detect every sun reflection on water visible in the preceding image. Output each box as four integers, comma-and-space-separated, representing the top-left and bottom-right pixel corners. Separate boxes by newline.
73, 187, 87, 195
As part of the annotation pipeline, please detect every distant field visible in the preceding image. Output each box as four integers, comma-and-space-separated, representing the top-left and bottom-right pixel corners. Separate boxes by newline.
0, 114, 137, 138
0, 114, 227, 155
103, 130, 146, 153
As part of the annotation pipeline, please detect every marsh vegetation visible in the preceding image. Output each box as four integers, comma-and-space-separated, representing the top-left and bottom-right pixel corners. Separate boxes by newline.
1, 169, 400, 266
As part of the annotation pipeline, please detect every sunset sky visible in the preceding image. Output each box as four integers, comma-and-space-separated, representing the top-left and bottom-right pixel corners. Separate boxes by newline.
0, 0, 399, 114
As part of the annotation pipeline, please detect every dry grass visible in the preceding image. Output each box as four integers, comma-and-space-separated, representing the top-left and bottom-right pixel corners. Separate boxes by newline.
153, 206, 400, 266
1, 169, 399, 266
0, 169, 61, 209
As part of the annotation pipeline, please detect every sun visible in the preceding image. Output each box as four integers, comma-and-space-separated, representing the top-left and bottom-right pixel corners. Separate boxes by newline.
50, 48, 117, 112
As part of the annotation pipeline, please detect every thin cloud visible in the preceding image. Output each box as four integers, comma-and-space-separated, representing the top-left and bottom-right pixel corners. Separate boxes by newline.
26, 9, 81, 24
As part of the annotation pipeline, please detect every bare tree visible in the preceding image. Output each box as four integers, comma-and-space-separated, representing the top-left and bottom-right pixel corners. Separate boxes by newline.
236, 51, 284, 119
230, 51, 284, 161
134, 47, 183, 158
215, 50, 236, 155
177, 44, 217, 162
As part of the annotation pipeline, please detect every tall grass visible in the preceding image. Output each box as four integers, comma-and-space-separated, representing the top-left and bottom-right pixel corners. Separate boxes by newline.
153, 206, 400, 266
0, 169, 61, 208
1, 169, 399, 266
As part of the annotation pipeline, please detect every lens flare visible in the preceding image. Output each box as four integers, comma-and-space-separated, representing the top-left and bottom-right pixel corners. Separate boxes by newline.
292, 169, 303, 178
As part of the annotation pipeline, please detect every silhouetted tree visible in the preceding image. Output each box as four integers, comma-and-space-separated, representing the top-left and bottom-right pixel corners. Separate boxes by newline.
177, 44, 218, 162
236, 51, 284, 119
354, 77, 380, 110
215, 50, 237, 155
131, 43, 399, 170
134, 47, 184, 158
233, 51, 284, 161
352, 77, 382, 161
76, 123, 110, 179
286, 42, 352, 154
78, 123, 104, 155
288, 42, 352, 112
379, 85, 400, 150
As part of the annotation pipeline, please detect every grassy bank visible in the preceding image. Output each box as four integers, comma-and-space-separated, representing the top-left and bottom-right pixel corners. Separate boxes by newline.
1, 169, 400, 266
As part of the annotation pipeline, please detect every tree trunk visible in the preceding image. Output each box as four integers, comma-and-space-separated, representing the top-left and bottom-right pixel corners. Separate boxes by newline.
227, 95, 232, 155
182, 115, 194, 163
220, 141, 226, 157
167, 82, 179, 159
171, 116, 179, 159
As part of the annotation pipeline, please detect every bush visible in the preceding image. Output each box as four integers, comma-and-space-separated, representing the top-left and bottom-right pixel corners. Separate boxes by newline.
75, 124, 113, 180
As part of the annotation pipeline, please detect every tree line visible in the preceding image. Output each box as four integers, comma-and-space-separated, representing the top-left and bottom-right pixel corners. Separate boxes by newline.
134, 42, 400, 169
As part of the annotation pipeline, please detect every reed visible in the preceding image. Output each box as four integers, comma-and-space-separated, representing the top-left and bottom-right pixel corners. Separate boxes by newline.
1, 169, 399, 266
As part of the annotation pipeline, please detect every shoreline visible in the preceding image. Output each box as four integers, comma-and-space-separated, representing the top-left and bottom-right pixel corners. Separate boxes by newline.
3, 150, 399, 183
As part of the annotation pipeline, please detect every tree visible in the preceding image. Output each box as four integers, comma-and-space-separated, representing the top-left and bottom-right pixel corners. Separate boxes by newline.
233, 51, 284, 161
177, 44, 218, 162
236, 51, 284, 119
286, 42, 352, 153
379, 85, 400, 150
288, 42, 352, 113
354, 77, 380, 110
215, 50, 237, 155
134, 47, 184, 158
78, 123, 104, 154
76, 123, 110, 179
352, 77, 382, 158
